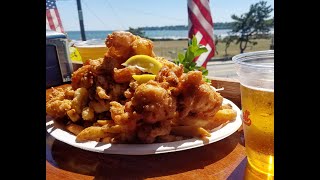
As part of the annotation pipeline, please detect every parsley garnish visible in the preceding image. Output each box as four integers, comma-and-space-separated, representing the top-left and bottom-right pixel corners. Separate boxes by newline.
174, 36, 211, 83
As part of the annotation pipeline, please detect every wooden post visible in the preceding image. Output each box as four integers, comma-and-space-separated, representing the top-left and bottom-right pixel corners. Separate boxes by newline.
76, 0, 86, 41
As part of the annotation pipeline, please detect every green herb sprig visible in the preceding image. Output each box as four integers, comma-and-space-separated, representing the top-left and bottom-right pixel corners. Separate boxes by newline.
174, 36, 211, 83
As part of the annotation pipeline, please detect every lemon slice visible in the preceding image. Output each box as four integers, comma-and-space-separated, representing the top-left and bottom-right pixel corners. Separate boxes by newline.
122, 55, 163, 75
132, 74, 156, 84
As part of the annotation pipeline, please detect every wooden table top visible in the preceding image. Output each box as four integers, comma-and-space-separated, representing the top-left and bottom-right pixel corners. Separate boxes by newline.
46, 79, 270, 180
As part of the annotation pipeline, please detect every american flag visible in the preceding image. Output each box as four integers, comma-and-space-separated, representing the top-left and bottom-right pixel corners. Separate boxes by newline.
188, 0, 215, 68
46, 0, 65, 33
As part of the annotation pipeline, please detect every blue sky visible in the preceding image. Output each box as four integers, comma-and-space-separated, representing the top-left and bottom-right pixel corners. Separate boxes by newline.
56, 0, 274, 31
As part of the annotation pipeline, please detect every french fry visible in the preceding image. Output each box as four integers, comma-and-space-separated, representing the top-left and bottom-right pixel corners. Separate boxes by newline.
65, 123, 84, 135
97, 120, 113, 126
76, 126, 108, 142
213, 109, 237, 122
171, 126, 211, 138
102, 125, 122, 133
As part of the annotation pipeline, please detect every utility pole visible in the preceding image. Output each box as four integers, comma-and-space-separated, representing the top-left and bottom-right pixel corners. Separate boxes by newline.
76, 0, 86, 41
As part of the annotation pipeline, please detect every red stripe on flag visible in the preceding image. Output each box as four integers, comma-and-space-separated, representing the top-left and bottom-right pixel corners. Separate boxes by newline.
188, 0, 216, 67
188, 7, 215, 53
46, 10, 56, 31
192, 0, 213, 27
54, 9, 64, 33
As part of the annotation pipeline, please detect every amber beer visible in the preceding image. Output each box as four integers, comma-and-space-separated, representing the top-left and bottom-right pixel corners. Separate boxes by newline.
241, 84, 274, 176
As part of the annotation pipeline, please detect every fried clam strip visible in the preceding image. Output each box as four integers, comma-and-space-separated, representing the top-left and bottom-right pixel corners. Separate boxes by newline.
46, 87, 74, 119
155, 57, 184, 89
96, 86, 110, 100
106, 101, 142, 143
66, 88, 90, 122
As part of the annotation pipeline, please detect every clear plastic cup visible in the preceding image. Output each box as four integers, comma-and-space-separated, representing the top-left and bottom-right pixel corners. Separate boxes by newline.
232, 50, 274, 176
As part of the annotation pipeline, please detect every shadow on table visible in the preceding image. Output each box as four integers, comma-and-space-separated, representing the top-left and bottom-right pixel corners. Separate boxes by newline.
227, 157, 274, 180
227, 158, 247, 180
48, 131, 242, 180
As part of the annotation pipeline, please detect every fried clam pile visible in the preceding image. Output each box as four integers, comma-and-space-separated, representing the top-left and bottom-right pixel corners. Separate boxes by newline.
46, 31, 237, 144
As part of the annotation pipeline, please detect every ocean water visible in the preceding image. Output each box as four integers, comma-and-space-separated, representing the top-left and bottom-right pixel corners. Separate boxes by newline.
67, 28, 274, 47
66, 29, 233, 41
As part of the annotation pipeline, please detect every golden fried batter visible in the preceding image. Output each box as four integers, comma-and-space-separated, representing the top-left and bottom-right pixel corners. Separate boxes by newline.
113, 66, 142, 83
131, 81, 177, 124
71, 65, 94, 90
46, 31, 237, 144
46, 87, 73, 118
177, 71, 223, 120
105, 31, 137, 62
132, 37, 155, 57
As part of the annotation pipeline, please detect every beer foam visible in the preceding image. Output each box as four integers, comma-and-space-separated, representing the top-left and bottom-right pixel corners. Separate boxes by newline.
241, 83, 274, 93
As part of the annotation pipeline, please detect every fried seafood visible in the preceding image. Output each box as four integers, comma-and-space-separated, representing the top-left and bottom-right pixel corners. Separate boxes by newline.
155, 57, 184, 88
105, 31, 137, 61
137, 121, 172, 143
131, 37, 155, 57
106, 31, 155, 61
71, 65, 94, 90
177, 71, 223, 120
46, 87, 73, 118
113, 66, 142, 83
131, 81, 177, 124
46, 31, 237, 144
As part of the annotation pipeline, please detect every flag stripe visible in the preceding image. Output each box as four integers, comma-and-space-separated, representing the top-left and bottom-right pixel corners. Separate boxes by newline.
46, 17, 50, 30
200, 0, 211, 12
196, 43, 213, 66
54, 9, 64, 32
188, 0, 214, 39
46, 0, 64, 33
50, 9, 61, 32
46, 10, 56, 31
193, 0, 213, 27
188, 0, 215, 67
188, 8, 214, 48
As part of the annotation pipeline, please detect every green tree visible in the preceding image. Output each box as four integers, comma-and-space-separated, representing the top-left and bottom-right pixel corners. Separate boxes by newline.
222, 35, 238, 56
231, 1, 273, 53
128, 27, 147, 38
214, 35, 221, 55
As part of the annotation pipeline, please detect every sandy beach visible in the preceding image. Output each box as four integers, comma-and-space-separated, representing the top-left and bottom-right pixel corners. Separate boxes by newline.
152, 38, 272, 61
153, 40, 188, 61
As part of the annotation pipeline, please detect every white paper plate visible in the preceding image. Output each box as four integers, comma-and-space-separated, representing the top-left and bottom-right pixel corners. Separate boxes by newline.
46, 98, 242, 155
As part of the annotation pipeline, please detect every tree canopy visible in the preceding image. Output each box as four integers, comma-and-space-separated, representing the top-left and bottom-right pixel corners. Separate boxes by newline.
231, 1, 273, 53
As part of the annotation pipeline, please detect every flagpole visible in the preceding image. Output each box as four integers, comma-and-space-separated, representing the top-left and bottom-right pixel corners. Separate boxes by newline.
76, 0, 86, 41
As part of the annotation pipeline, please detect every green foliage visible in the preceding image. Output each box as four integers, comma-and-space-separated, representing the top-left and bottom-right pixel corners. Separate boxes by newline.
174, 36, 210, 83
265, 17, 274, 28
128, 27, 147, 38
230, 1, 273, 53
221, 35, 238, 56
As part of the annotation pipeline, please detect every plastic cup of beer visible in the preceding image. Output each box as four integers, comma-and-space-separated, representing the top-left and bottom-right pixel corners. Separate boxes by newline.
232, 50, 274, 177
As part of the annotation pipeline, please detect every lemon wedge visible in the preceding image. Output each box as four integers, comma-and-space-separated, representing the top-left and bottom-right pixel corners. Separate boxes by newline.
132, 74, 156, 84
122, 55, 163, 75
